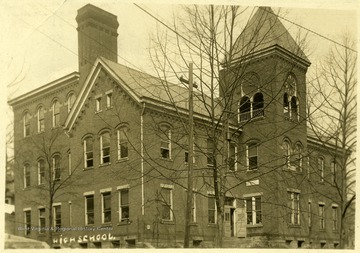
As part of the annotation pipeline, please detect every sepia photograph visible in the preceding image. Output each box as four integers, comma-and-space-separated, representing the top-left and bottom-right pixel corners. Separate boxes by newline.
2, 0, 357, 250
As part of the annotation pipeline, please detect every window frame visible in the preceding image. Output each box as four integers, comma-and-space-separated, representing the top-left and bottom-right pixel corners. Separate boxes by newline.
332, 205, 338, 231
38, 159, 45, 185
24, 209, 31, 236
245, 195, 262, 225
38, 208, 46, 234
247, 142, 258, 170
52, 100, 60, 128
85, 194, 95, 225
319, 203, 325, 230
52, 155, 61, 181
208, 195, 217, 224
96, 97, 102, 112
318, 157, 325, 182
100, 131, 111, 164
239, 96, 251, 122
101, 191, 112, 224
67, 93, 76, 112
117, 128, 128, 160
288, 191, 300, 225
23, 112, 30, 137
83, 136, 94, 168
160, 127, 171, 159
37, 106, 45, 133
119, 188, 130, 222
24, 163, 31, 188
160, 185, 173, 221
106, 92, 112, 108
53, 204, 61, 232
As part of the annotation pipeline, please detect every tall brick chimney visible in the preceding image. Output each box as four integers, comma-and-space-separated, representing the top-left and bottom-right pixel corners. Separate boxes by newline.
76, 4, 119, 80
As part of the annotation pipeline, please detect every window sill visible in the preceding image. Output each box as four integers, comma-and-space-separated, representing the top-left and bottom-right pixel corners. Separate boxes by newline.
288, 224, 301, 228
247, 224, 263, 228
117, 220, 131, 226
100, 223, 112, 227
106, 106, 113, 110
190, 222, 198, 226
37, 131, 45, 135
283, 167, 302, 173
99, 162, 111, 167
83, 166, 94, 171
246, 169, 259, 172
160, 220, 174, 225
117, 158, 129, 163
95, 110, 103, 114
159, 157, 173, 162
51, 126, 61, 130
208, 223, 217, 227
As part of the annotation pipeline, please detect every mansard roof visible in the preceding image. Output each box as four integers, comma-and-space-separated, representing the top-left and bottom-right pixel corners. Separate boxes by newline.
227, 7, 310, 66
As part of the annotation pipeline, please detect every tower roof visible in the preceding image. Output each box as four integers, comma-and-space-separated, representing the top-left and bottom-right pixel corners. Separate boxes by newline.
228, 7, 310, 65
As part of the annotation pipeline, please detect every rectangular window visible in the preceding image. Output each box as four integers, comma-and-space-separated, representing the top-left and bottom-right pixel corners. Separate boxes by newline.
102, 192, 112, 223
53, 205, 61, 232
106, 93, 112, 108
53, 101, 60, 127
119, 189, 129, 222
85, 195, 94, 225
160, 187, 173, 221
332, 206, 338, 230
24, 210, 31, 235
24, 113, 30, 137
39, 208, 45, 234
160, 129, 171, 159
96, 97, 102, 112
38, 160, 45, 185
247, 143, 258, 170
38, 108, 44, 132
319, 204, 325, 230
318, 158, 324, 182
24, 164, 30, 188
208, 195, 216, 224
245, 196, 262, 225
118, 129, 128, 159
288, 192, 300, 225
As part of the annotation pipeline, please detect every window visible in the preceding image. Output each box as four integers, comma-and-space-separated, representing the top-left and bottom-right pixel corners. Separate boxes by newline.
119, 188, 129, 222
291, 97, 298, 120
208, 195, 216, 224
96, 97, 102, 112
85, 195, 94, 225
283, 93, 289, 118
84, 136, 94, 168
319, 204, 325, 230
245, 196, 262, 225
38, 159, 45, 185
318, 157, 324, 182
106, 93, 112, 108
294, 143, 303, 171
23, 112, 30, 137
24, 210, 31, 235
39, 208, 46, 233
284, 74, 299, 121
100, 132, 111, 164
160, 186, 173, 221
52, 100, 60, 127
283, 140, 291, 168
288, 192, 300, 225
24, 163, 31, 188
37, 106, 44, 132
332, 205, 338, 230
160, 127, 171, 159
247, 143, 258, 170
252, 92, 264, 118
308, 201, 312, 228
52, 155, 61, 181
239, 96, 251, 122
331, 161, 336, 184
117, 128, 128, 159
53, 205, 61, 232
67, 93, 76, 112
102, 192, 112, 223
228, 143, 236, 171
207, 139, 214, 166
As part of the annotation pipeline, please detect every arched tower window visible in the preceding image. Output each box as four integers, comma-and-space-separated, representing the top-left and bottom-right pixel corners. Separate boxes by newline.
253, 92, 264, 118
291, 97, 298, 121
283, 93, 289, 118
284, 74, 299, 121
239, 96, 251, 122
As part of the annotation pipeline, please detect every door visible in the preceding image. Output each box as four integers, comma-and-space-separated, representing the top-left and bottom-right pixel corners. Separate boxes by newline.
236, 207, 247, 238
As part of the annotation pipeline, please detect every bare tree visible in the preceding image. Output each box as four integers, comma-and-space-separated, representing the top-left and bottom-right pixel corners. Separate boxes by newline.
308, 34, 356, 249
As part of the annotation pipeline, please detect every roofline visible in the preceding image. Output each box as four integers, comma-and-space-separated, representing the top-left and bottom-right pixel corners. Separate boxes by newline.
8, 72, 80, 106
222, 44, 311, 70
307, 135, 351, 156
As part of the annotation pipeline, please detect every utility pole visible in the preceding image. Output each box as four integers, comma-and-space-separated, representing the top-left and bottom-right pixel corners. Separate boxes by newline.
181, 62, 195, 248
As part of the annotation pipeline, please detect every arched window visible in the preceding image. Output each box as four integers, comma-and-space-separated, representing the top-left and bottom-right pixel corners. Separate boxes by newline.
38, 159, 45, 185
117, 127, 128, 159
24, 163, 31, 187
318, 157, 325, 182
52, 154, 61, 181
284, 74, 299, 121
283, 140, 291, 168
37, 106, 44, 133
100, 132, 111, 164
52, 100, 60, 127
67, 93, 76, 112
239, 96, 251, 122
84, 136, 94, 168
23, 112, 30, 137
252, 92, 264, 118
